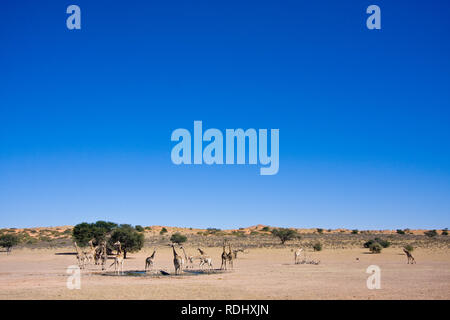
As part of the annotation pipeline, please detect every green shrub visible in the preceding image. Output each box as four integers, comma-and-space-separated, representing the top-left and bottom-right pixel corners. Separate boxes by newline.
369, 242, 382, 253
364, 238, 390, 249
313, 242, 322, 251
316, 228, 323, 234
404, 245, 414, 252
351, 229, 358, 234
261, 226, 270, 232
170, 232, 187, 244
424, 230, 438, 238
160, 227, 168, 235
396, 229, 405, 235
135, 225, 144, 232
442, 228, 448, 236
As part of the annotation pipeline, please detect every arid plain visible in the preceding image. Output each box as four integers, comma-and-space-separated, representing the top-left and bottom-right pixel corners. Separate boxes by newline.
0, 226, 449, 299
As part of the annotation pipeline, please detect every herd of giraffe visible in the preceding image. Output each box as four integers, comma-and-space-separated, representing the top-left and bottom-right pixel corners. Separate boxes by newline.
73, 238, 417, 276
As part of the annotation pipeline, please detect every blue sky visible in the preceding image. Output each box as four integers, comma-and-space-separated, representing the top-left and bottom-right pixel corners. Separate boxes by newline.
1, 1, 449, 229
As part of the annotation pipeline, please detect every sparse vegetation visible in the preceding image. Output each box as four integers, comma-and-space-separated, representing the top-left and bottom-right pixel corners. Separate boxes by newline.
442, 228, 448, 236
396, 229, 405, 235
351, 229, 358, 234
261, 226, 270, 232
316, 228, 323, 234
404, 245, 414, 252
160, 227, 168, 235
135, 225, 144, 232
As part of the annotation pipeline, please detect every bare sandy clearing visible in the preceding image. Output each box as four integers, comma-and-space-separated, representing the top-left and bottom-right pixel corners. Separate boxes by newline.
0, 247, 449, 299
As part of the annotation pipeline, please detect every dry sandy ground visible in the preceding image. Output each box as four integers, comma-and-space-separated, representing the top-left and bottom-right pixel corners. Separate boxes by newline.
0, 247, 449, 299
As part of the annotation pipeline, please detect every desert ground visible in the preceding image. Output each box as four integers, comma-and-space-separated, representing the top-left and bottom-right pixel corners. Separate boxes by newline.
1, 244, 449, 299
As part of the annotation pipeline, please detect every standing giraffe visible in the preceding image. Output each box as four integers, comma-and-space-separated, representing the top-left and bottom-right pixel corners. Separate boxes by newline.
220, 242, 228, 270
294, 248, 304, 264
99, 240, 108, 271
403, 248, 416, 264
109, 241, 124, 275
197, 248, 213, 270
145, 248, 157, 272
171, 244, 182, 274
226, 243, 234, 269
73, 242, 86, 269
180, 246, 193, 269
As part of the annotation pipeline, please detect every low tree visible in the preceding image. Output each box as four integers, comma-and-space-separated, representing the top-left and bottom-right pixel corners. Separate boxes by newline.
369, 242, 382, 254
271, 228, 300, 244
0, 234, 20, 254
313, 242, 322, 251
170, 232, 187, 244
442, 228, 448, 236
396, 229, 405, 235
351, 229, 359, 234
160, 227, 168, 235
135, 225, 144, 232
316, 228, 323, 234
424, 230, 438, 238
108, 224, 144, 259
72, 221, 118, 247
364, 238, 390, 249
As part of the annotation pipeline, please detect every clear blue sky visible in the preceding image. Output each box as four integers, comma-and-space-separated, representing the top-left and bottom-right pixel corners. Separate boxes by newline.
1, 1, 449, 229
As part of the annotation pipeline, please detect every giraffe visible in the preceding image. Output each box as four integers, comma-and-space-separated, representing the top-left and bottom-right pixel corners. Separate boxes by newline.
109, 241, 124, 275
84, 239, 96, 265
226, 243, 234, 269
180, 246, 194, 269
145, 248, 157, 272
403, 248, 416, 264
220, 242, 228, 270
73, 242, 86, 269
294, 248, 304, 264
100, 240, 108, 270
197, 248, 213, 270
171, 244, 182, 275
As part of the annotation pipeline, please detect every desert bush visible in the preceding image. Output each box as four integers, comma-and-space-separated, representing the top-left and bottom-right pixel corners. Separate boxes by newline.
135, 225, 144, 232
364, 238, 390, 249
369, 242, 382, 253
261, 226, 270, 232
424, 230, 438, 238
404, 245, 414, 252
313, 242, 322, 251
170, 232, 187, 244
351, 229, 358, 234
250, 231, 260, 235
396, 229, 405, 235
271, 228, 300, 244
442, 228, 448, 236
160, 227, 168, 235
316, 228, 323, 234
